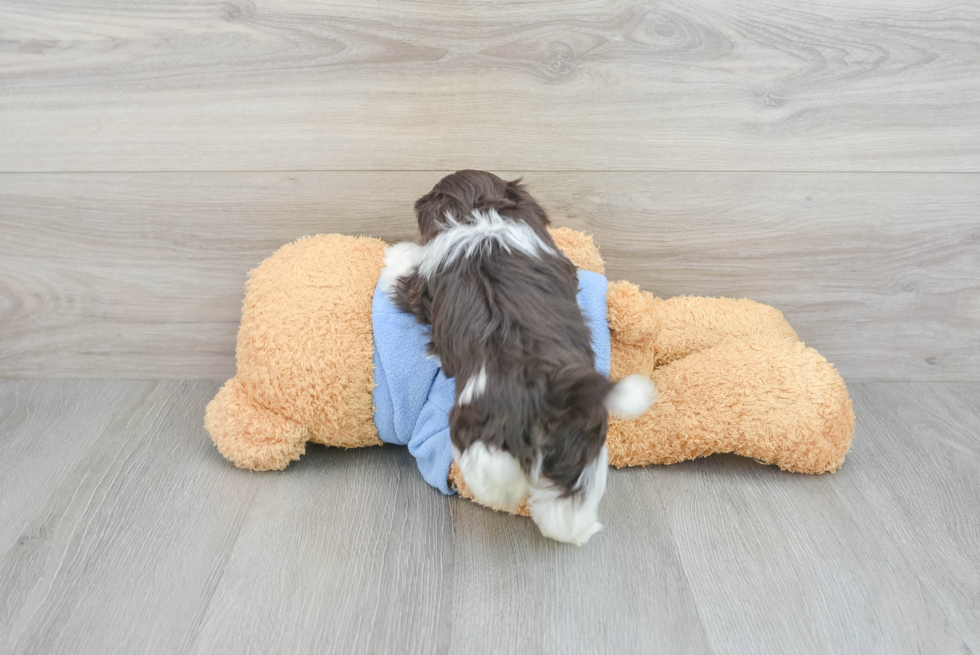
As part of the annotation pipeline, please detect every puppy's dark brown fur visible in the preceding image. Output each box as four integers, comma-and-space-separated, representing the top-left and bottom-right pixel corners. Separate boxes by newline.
393, 170, 610, 493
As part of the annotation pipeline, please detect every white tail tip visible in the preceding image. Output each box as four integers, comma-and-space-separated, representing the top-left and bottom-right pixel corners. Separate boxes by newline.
604, 374, 656, 418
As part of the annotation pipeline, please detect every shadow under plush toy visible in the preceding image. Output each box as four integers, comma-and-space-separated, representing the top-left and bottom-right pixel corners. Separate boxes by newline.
205, 227, 855, 537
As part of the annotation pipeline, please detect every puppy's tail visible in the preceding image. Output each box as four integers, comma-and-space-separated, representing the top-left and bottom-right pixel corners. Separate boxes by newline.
604, 374, 656, 418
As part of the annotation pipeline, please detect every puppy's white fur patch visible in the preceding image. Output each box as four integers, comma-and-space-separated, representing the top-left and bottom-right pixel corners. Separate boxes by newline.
528, 446, 608, 546
379, 242, 425, 295
605, 375, 656, 418
454, 442, 528, 510
457, 364, 487, 405
416, 209, 555, 279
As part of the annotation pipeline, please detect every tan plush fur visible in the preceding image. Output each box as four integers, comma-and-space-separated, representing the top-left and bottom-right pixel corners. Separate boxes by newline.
206, 229, 855, 515
206, 234, 385, 470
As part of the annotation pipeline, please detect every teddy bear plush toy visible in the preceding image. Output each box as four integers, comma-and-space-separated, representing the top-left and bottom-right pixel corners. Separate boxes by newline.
205, 227, 854, 530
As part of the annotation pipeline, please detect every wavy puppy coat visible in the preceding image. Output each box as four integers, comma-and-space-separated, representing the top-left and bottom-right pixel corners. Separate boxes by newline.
381, 171, 653, 545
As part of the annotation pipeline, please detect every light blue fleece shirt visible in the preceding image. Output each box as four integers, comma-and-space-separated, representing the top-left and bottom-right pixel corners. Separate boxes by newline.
372, 270, 610, 494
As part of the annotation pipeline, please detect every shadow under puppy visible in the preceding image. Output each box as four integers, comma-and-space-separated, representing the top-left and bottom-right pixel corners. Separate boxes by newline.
380, 170, 654, 544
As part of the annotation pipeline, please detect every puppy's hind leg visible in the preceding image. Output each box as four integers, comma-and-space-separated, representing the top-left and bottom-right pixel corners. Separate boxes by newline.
528, 446, 608, 546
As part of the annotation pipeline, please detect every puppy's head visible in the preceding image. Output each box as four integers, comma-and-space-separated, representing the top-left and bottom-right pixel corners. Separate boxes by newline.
414, 170, 549, 241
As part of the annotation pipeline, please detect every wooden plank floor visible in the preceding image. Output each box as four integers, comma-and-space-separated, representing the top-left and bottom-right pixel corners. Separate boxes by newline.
1, 379, 977, 655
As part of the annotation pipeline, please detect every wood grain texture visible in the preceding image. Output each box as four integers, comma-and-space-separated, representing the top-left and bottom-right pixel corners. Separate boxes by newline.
1, 0, 979, 172
1, 380, 978, 654
847, 383, 980, 652
448, 468, 713, 654
652, 383, 980, 654
0, 380, 261, 655
0, 380, 142, 556
186, 445, 454, 655
2, 171, 977, 380
2, 0, 976, 650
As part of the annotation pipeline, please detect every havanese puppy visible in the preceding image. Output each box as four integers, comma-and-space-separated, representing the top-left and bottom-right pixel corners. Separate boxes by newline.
379, 170, 654, 544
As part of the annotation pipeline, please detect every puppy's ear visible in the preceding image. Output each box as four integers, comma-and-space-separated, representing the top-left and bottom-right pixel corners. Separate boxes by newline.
548, 367, 612, 417
505, 177, 550, 227
604, 375, 656, 418
414, 191, 452, 242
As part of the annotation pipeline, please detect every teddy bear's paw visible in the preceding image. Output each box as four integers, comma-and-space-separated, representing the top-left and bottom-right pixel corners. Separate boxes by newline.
205, 378, 309, 471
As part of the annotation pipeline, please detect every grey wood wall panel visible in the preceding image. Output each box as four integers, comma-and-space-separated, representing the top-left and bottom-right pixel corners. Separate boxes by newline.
1, 172, 977, 380
2, 380, 977, 654
0, 0, 978, 172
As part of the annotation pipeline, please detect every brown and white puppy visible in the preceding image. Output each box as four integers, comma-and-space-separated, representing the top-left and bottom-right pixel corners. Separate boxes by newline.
379, 171, 653, 544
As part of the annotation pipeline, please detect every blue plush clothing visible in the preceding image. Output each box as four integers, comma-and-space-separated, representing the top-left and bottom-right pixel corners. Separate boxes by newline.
372, 270, 610, 494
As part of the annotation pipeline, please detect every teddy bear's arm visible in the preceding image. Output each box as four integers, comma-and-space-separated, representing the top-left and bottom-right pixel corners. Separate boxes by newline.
606, 281, 660, 381
603, 276, 801, 371
651, 295, 799, 366
548, 227, 605, 274
206, 378, 310, 470
606, 335, 854, 473
602, 282, 852, 473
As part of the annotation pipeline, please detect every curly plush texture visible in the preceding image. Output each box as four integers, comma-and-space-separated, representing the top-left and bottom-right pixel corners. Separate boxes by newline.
206, 228, 855, 516
206, 234, 385, 471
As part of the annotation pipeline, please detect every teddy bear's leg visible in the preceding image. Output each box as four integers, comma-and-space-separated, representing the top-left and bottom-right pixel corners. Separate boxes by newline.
652, 296, 800, 366
607, 336, 854, 474
205, 378, 310, 471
